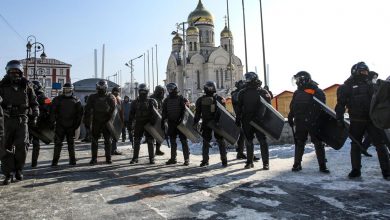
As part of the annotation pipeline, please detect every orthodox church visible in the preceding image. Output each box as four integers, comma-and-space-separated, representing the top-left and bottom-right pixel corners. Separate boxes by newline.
165, 0, 243, 101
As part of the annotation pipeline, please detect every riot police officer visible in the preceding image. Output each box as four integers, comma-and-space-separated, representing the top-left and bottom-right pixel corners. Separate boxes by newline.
335, 62, 390, 179
161, 83, 190, 166
288, 71, 329, 173
122, 95, 132, 143
150, 85, 165, 156
129, 83, 158, 164
231, 80, 247, 160
111, 86, 124, 155
193, 81, 228, 167
51, 83, 83, 166
0, 60, 39, 185
236, 72, 271, 170
30, 80, 51, 167
84, 80, 116, 165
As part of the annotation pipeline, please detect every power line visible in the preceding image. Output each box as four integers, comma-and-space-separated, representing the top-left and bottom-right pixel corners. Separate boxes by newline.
0, 13, 25, 42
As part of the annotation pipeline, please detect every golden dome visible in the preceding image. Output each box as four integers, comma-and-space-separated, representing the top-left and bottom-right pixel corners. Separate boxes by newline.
172, 33, 183, 44
220, 25, 232, 38
187, 0, 214, 25
186, 25, 199, 36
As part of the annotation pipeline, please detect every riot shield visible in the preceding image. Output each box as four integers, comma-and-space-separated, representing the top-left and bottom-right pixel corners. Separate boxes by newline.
250, 96, 285, 141
144, 107, 165, 144
177, 107, 202, 143
29, 119, 55, 145
207, 102, 240, 145
313, 97, 349, 150
107, 105, 124, 141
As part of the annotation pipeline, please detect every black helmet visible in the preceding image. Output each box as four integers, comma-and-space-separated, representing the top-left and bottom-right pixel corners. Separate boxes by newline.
31, 80, 42, 91
166, 82, 178, 94
235, 80, 245, 90
293, 71, 312, 87
5, 60, 23, 74
63, 82, 74, 97
96, 79, 108, 91
112, 86, 120, 93
244, 72, 262, 87
351, 62, 369, 76
138, 83, 149, 94
154, 85, 165, 97
204, 81, 217, 94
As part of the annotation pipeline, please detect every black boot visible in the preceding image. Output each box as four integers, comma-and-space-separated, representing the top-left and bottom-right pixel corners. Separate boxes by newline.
382, 170, 390, 180
165, 159, 177, 165
130, 159, 138, 164
222, 159, 228, 167
15, 170, 23, 181
292, 163, 302, 172
263, 163, 269, 170
200, 161, 209, 167
3, 175, 12, 185
348, 169, 361, 178
89, 158, 98, 165
155, 143, 164, 156
319, 163, 330, 173
236, 153, 247, 160
31, 160, 38, 168
183, 160, 190, 166
245, 163, 254, 169
51, 159, 59, 167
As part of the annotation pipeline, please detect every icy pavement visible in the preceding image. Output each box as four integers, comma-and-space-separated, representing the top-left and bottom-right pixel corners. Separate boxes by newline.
0, 139, 389, 219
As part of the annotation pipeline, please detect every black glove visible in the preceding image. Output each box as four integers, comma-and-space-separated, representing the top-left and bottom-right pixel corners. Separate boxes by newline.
337, 118, 345, 128
235, 118, 241, 127
288, 116, 294, 127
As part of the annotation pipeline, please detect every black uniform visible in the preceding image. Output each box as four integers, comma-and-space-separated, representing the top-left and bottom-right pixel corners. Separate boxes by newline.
336, 74, 390, 178
162, 94, 189, 164
51, 94, 83, 165
0, 76, 39, 179
30, 88, 51, 167
129, 96, 157, 164
288, 83, 328, 171
82, 95, 91, 142
83, 92, 116, 164
150, 89, 165, 155
237, 85, 271, 168
194, 94, 227, 166
231, 87, 246, 158
0, 97, 5, 159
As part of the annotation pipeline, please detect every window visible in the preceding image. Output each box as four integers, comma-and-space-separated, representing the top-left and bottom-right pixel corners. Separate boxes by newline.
225, 69, 229, 80
45, 78, 52, 88
224, 44, 228, 50
58, 78, 65, 85
216, 70, 219, 89
199, 30, 202, 42
189, 42, 193, 51
194, 42, 197, 51
206, 31, 209, 43
197, 70, 200, 89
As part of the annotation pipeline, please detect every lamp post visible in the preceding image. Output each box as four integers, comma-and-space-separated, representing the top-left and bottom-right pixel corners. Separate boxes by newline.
125, 54, 143, 99
171, 17, 201, 99
259, 0, 268, 87
26, 35, 47, 80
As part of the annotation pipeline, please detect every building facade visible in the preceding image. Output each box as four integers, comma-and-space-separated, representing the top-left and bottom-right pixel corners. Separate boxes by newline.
166, 0, 243, 101
20, 58, 71, 97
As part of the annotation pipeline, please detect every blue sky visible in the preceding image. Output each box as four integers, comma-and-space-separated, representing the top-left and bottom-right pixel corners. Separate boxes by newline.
1, 0, 390, 94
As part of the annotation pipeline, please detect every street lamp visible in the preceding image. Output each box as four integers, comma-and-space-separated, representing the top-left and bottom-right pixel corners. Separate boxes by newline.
26, 35, 47, 80
125, 54, 143, 99
171, 17, 201, 99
